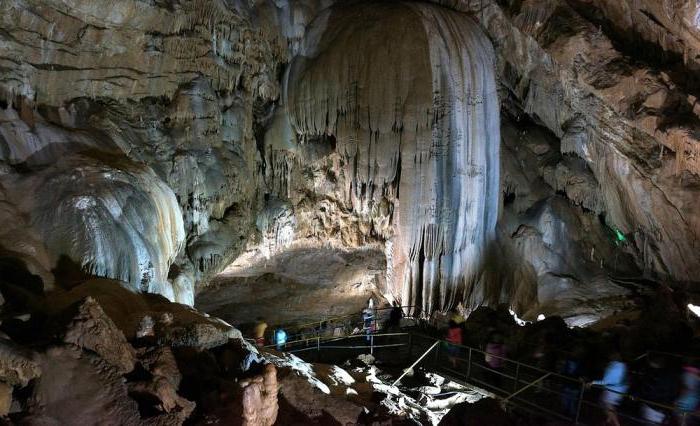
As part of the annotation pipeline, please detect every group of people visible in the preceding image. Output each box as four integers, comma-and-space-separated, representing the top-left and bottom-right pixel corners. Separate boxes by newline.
583, 351, 700, 425
439, 310, 699, 425
252, 317, 288, 350
444, 317, 507, 383
251, 298, 404, 350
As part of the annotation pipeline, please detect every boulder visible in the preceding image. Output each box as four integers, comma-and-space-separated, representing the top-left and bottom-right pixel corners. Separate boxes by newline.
61, 297, 136, 374
23, 345, 141, 425
0, 339, 40, 387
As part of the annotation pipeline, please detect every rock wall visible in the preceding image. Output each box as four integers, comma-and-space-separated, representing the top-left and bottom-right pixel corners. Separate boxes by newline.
0, 0, 286, 303
0, 0, 698, 320
276, 2, 501, 314
460, 0, 700, 283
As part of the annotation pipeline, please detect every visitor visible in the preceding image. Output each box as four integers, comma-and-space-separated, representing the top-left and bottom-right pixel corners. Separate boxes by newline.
274, 328, 288, 351
638, 354, 677, 425
484, 333, 507, 391
386, 301, 403, 331
560, 346, 585, 419
362, 305, 375, 342
675, 360, 700, 423
253, 317, 268, 347
445, 320, 463, 369
588, 351, 628, 426
450, 303, 466, 326
531, 335, 555, 393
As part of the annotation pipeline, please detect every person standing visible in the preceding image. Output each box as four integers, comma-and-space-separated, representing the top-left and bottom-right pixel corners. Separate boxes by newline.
386, 301, 403, 331
274, 328, 288, 351
362, 304, 375, 343
484, 333, 507, 391
446, 320, 463, 369
676, 360, 700, 424
253, 317, 268, 347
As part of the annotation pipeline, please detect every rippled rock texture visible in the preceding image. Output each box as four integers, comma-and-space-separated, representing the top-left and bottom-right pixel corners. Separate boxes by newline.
274, 2, 501, 313
0, 0, 286, 303
0, 0, 698, 325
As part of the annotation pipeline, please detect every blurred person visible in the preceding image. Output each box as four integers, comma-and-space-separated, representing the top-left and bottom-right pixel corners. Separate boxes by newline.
485, 333, 507, 391
560, 346, 585, 418
253, 317, 268, 347
386, 301, 403, 331
638, 354, 677, 425
446, 320, 463, 369
676, 360, 700, 423
274, 328, 287, 351
588, 351, 628, 426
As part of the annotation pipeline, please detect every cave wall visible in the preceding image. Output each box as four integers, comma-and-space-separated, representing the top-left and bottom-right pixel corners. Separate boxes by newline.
468, 0, 700, 282
280, 2, 501, 313
0, 0, 287, 304
0, 0, 698, 319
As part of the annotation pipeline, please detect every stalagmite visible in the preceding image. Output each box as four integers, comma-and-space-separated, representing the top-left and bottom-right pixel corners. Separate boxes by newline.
284, 2, 501, 313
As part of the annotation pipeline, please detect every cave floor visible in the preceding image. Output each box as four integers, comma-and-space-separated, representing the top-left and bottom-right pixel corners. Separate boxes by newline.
195, 244, 386, 330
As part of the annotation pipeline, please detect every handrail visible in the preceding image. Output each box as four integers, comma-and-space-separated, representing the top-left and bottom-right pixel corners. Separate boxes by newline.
273, 305, 417, 333
410, 333, 582, 383
408, 333, 700, 423
262, 328, 700, 424
645, 349, 700, 363
392, 340, 440, 386
503, 373, 551, 402
263, 332, 410, 349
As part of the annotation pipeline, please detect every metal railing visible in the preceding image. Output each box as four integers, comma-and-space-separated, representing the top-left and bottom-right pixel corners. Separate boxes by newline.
265, 331, 412, 366
262, 305, 417, 343
268, 331, 700, 425
409, 333, 700, 426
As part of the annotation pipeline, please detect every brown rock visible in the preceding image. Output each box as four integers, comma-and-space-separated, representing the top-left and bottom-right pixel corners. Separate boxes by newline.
138, 346, 181, 388
61, 297, 136, 374
0, 339, 40, 387
276, 366, 363, 425
129, 376, 195, 418
239, 363, 279, 426
24, 345, 141, 425
0, 382, 12, 417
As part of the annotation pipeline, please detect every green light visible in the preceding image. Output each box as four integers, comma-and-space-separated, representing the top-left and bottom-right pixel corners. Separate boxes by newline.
614, 229, 626, 243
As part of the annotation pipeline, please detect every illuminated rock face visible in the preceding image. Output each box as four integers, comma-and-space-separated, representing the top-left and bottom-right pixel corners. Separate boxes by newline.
283, 2, 500, 313
0, 0, 285, 303
0, 0, 698, 320
0, 106, 185, 300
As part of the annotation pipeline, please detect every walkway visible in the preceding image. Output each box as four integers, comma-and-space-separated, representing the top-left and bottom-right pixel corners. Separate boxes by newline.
271, 331, 699, 425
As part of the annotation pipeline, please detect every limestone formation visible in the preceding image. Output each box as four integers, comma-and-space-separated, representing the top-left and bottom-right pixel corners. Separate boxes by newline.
0, 0, 286, 304
281, 2, 502, 313
0, 0, 697, 363
0, 339, 40, 387
0, 0, 699, 423
240, 363, 278, 426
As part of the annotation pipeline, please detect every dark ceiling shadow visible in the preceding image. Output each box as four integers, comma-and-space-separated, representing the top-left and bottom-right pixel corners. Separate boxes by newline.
0, 255, 44, 311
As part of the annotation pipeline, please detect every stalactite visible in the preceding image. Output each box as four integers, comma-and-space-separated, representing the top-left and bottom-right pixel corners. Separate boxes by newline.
284, 2, 500, 314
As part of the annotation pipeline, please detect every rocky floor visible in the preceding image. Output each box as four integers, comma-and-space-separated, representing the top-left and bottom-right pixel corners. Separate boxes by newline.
196, 242, 387, 328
